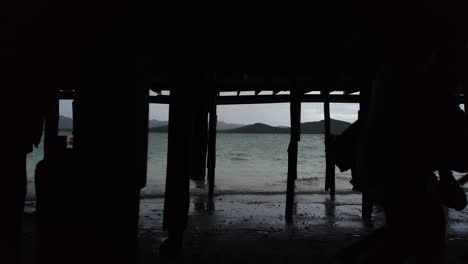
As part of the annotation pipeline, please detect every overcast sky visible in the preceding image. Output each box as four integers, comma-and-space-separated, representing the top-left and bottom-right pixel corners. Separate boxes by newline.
149, 103, 359, 126
60, 100, 359, 126
59, 100, 466, 126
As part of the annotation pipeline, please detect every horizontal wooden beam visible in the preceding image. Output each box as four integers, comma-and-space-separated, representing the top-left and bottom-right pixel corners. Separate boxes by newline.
59, 90, 74, 100
148, 94, 361, 104
149, 95, 170, 104
60, 91, 465, 105
150, 88, 162, 95
216, 94, 361, 104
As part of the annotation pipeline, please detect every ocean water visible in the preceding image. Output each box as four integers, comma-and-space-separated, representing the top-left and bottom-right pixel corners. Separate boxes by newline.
26, 132, 353, 200
25, 132, 468, 200
146, 133, 354, 198
147, 133, 468, 196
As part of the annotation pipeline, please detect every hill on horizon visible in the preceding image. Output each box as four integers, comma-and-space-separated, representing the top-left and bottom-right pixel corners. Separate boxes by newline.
149, 119, 352, 134
59, 115, 73, 131
148, 119, 244, 130
220, 119, 351, 134
60, 116, 351, 134
59, 117, 245, 131
149, 119, 168, 128
221, 123, 289, 134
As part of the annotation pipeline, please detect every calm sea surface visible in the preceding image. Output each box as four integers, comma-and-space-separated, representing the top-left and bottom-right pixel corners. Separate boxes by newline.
26, 132, 354, 200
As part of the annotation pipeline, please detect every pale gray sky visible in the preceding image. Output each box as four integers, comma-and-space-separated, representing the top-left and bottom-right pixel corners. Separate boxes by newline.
60, 100, 359, 125
59, 100, 465, 126
149, 103, 360, 126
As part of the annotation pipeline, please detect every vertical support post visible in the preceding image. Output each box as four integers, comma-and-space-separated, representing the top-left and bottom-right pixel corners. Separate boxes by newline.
207, 89, 218, 199
463, 86, 467, 113
127, 88, 149, 259
44, 91, 60, 159
69, 88, 150, 263
359, 88, 373, 220
324, 89, 335, 198
161, 78, 196, 255
362, 191, 373, 220
72, 92, 82, 152
190, 93, 209, 181
285, 82, 301, 221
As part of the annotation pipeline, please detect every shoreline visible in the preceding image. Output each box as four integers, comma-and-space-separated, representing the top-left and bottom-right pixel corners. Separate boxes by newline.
24, 187, 468, 201
20, 193, 468, 263
143, 193, 468, 263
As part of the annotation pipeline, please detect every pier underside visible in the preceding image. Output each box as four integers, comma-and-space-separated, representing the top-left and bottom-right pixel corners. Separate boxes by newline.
3, 0, 468, 263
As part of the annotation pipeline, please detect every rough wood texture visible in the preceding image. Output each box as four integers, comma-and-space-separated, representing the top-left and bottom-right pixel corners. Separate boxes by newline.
163, 87, 194, 233
285, 87, 301, 220
324, 89, 336, 198
190, 92, 210, 181
44, 93, 59, 159
359, 88, 373, 220
207, 91, 218, 199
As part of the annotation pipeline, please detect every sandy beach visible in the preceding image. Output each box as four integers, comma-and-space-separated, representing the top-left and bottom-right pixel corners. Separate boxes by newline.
144, 193, 468, 264
19, 193, 468, 264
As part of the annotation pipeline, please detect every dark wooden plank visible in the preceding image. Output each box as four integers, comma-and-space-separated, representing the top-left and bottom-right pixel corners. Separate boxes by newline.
359, 88, 373, 220
190, 91, 209, 181
58, 90, 75, 100
362, 191, 373, 221
44, 92, 60, 159
150, 88, 162, 95
207, 91, 218, 199
148, 94, 360, 104
285, 86, 301, 221
162, 84, 196, 254
464, 87, 467, 111
323, 88, 336, 198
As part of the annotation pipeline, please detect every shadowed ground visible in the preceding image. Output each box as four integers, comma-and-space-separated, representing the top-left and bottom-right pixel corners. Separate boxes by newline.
20, 194, 468, 264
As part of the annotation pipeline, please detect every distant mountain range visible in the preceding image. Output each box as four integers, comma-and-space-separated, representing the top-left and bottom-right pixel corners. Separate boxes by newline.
59, 115, 73, 131
149, 120, 168, 128
216, 121, 245, 130
148, 120, 244, 130
59, 116, 245, 132
59, 115, 350, 134
148, 119, 351, 134
220, 119, 351, 134
146, 120, 244, 132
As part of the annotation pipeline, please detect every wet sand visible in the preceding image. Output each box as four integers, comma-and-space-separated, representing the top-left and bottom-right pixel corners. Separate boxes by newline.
139, 194, 468, 264
21, 194, 468, 264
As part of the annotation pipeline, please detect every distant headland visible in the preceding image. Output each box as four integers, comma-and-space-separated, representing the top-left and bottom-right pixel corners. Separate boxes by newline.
59, 115, 351, 134
147, 119, 351, 134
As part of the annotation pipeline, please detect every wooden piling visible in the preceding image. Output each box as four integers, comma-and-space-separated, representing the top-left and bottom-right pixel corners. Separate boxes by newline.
44, 91, 59, 159
190, 93, 210, 181
161, 76, 198, 254
67, 88, 149, 263
163, 87, 193, 229
285, 84, 301, 220
207, 89, 218, 199
464, 86, 467, 113
359, 88, 373, 220
127, 88, 149, 257
323, 89, 335, 198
